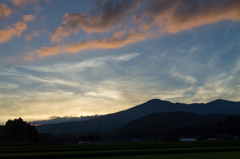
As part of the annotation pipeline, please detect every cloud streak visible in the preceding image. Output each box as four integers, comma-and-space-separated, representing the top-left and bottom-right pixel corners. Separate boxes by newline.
64, 29, 152, 53
21, 53, 139, 72
136, 0, 240, 33
0, 15, 35, 43
24, 45, 60, 61
0, 4, 12, 18
171, 71, 197, 84
9, 0, 38, 6
30, 0, 237, 60
0, 82, 18, 89
50, 0, 140, 42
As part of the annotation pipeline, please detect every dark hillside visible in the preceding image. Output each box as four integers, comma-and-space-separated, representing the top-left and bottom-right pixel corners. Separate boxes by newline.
103, 111, 233, 140
36, 99, 240, 135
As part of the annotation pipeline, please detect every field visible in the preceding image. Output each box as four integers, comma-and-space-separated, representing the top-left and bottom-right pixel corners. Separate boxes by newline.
0, 141, 240, 158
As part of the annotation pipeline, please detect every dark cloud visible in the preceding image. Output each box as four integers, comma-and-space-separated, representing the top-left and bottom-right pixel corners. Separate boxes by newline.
39, 0, 240, 59
50, 0, 140, 42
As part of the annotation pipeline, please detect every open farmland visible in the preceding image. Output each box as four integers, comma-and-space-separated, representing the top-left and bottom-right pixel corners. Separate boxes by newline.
0, 141, 240, 159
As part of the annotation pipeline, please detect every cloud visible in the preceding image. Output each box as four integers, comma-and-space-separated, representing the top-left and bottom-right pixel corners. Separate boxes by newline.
26, 28, 149, 60
192, 72, 234, 101
64, 29, 153, 53
24, 76, 81, 87
4, 0, 238, 61
34, 6, 42, 13
0, 15, 35, 43
35, 46, 61, 57
9, 0, 38, 5
167, 0, 240, 33
85, 90, 120, 100
25, 31, 40, 41
0, 68, 20, 76
136, 0, 240, 33
24, 45, 61, 61
233, 59, 240, 74
155, 87, 194, 100
187, 46, 198, 56
23, 15, 35, 22
21, 53, 139, 72
63, 0, 140, 33
0, 82, 18, 89
41, 0, 240, 59
171, 71, 197, 84
0, 4, 12, 18
0, 22, 26, 43
51, 26, 70, 42
50, 0, 140, 42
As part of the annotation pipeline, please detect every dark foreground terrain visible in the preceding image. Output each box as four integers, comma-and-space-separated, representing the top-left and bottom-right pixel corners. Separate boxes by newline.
1, 141, 240, 159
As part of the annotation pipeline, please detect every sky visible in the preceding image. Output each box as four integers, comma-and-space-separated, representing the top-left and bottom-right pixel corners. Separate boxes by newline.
0, 0, 240, 124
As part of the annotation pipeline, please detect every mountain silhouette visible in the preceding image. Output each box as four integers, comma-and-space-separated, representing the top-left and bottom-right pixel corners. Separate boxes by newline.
36, 99, 240, 135
103, 111, 233, 140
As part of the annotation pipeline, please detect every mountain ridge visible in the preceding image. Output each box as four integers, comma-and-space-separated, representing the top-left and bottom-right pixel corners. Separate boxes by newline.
103, 111, 234, 140
36, 99, 240, 135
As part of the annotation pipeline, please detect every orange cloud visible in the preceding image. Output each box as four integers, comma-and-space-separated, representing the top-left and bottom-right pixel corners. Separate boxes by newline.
50, 1, 140, 42
36, 46, 61, 57
24, 29, 155, 60
65, 29, 153, 53
21, 0, 240, 61
9, 0, 38, 5
62, 1, 140, 34
52, 0, 240, 44
24, 46, 61, 61
0, 15, 35, 43
51, 26, 70, 42
136, 0, 240, 33
167, 0, 240, 33
0, 22, 27, 43
0, 4, 12, 18
23, 15, 36, 22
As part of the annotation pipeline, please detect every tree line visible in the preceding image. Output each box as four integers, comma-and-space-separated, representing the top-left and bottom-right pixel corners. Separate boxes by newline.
0, 118, 39, 143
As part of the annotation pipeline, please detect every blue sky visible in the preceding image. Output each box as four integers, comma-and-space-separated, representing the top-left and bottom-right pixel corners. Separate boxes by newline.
0, 0, 240, 124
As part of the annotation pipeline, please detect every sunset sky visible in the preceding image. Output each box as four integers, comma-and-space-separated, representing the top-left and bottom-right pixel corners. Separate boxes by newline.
1, 0, 240, 124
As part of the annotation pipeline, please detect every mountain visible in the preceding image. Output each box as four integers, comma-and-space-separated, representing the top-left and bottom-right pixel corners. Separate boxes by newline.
36, 99, 240, 135
31, 115, 102, 125
103, 111, 233, 140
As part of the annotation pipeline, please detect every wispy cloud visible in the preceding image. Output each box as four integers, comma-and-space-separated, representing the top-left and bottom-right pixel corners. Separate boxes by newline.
0, 82, 18, 89
24, 45, 61, 61
187, 46, 198, 57
20, 53, 139, 72
154, 87, 194, 100
19, 0, 240, 61
171, 71, 197, 84
233, 59, 240, 74
208, 38, 238, 67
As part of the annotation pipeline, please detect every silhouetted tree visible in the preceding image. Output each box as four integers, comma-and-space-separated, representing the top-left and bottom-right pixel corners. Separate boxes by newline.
0, 117, 39, 143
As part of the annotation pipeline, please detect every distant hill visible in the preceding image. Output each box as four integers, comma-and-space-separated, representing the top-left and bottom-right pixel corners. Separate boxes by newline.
103, 111, 234, 140
36, 99, 240, 135
31, 115, 102, 125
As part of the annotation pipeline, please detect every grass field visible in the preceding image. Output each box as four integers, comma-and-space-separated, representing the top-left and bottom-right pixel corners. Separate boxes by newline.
0, 141, 240, 158
88, 151, 240, 159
